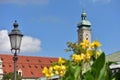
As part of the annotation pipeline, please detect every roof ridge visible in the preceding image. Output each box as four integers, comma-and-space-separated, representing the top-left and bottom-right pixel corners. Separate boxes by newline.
106, 51, 120, 56
0, 54, 58, 58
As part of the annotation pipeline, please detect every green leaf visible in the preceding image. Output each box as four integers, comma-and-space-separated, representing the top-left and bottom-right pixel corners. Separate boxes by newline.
97, 63, 107, 80
74, 65, 81, 80
84, 71, 94, 80
91, 52, 105, 79
62, 61, 75, 80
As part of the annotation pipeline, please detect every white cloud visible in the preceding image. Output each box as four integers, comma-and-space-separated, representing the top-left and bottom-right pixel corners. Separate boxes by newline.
89, 0, 111, 4
0, 0, 49, 5
0, 30, 10, 53
21, 36, 41, 53
0, 30, 42, 54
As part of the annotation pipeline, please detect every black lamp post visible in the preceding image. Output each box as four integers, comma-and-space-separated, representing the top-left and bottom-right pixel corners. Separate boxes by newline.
9, 20, 23, 80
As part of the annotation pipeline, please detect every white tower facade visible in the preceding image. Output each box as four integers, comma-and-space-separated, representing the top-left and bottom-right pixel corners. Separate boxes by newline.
77, 11, 91, 43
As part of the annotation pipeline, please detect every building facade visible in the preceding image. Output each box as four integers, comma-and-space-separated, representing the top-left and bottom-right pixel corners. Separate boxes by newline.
0, 59, 3, 79
106, 51, 120, 75
0, 54, 58, 80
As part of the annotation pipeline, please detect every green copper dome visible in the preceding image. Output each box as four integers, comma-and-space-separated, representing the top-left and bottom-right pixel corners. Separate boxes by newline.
77, 11, 91, 28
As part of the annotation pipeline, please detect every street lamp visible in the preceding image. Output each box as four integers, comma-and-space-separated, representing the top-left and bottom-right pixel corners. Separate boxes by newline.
9, 20, 23, 80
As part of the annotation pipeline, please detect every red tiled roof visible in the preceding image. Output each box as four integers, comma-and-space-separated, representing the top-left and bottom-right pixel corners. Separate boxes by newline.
0, 54, 58, 78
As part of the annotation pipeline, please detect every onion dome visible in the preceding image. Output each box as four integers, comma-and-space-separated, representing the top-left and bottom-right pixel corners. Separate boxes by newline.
77, 10, 91, 28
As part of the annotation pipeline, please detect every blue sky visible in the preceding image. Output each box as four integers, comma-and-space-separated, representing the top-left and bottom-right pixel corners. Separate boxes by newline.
0, 0, 120, 59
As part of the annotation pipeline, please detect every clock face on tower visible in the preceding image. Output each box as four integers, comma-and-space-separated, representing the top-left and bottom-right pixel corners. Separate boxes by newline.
78, 29, 91, 43
79, 34, 82, 42
85, 32, 89, 40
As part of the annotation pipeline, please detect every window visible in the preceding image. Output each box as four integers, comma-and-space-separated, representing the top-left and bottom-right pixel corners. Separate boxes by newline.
112, 70, 115, 73
29, 65, 32, 68
1, 58, 3, 61
86, 34, 88, 36
41, 66, 43, 69
3, 65, 5, 67
18, 72, 22, 76
17, 69, 22, 76
9, 65, 12, 67
35, 65, 38, 68
38, 60, 41, 63
86, 38, 88, 40
22, 65, 25, 68
27, 59, 30, 62
31, 71, 34, 75
49, 60, 52, 63
116, 69, 119, 72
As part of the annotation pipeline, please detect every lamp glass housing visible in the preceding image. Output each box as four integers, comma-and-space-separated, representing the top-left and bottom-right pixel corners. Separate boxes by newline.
9, 34, 23, 50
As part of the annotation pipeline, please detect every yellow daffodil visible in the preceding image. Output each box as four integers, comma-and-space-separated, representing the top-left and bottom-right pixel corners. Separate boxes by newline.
96, 49, 102, 58
91, 40, 101, 49
86, 49, 93, 59
54, 65, 59, 71
72, 54, 77, 60
59, 65, 66, 76
72, 54, 82, 63
42, 67, 48, 74
81, 53, 85, 60
54, 65, 60, 75
58, 57, 65, 64
53, 65, 66, 76
80, 39, 89, 49
42, 67, 54, 78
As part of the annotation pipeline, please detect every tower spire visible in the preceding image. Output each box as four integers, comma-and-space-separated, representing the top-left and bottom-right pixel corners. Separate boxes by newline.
77, 10, 92, 43
81, 9, 86, 20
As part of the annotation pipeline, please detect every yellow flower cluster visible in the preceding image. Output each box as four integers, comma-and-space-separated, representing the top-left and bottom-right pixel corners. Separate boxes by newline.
58, 57, 65, 64
90, 40, 102, 49
72, 49, 93, 63
86, 49, 93, 59
53, 57, 66, 76
53, 64, 66, 76
42, 67, 54, 78
80, 39, 101, 49
96, 49, 102, 58
42, 40, 102, 79
72, 54, 82, 63
42, 57, 66, 78
80, 40, 89, 49
72, 40, 102, 63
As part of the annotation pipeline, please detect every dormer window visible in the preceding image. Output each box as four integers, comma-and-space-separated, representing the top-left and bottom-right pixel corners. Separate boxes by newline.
29, 65, 32, 68
18, 69, 22, 76
27, 59, 30, 62
49, 60, 52, 63
31, 71, 34, 75
3, 65, 5, 67
38, 60, 41, 63
41, 66, 43, 69
18, 72, 22, 76
1, 58, 3, 61
22, 65, 25, 68
9, 65, 12, 67
35, 65, 38, 68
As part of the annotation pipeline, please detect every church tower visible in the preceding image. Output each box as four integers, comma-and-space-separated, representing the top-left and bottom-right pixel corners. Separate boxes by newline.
77, 10, 91, 43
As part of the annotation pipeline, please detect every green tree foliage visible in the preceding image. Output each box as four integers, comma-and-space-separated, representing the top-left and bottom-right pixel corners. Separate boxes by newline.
2, 72, 22, 80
